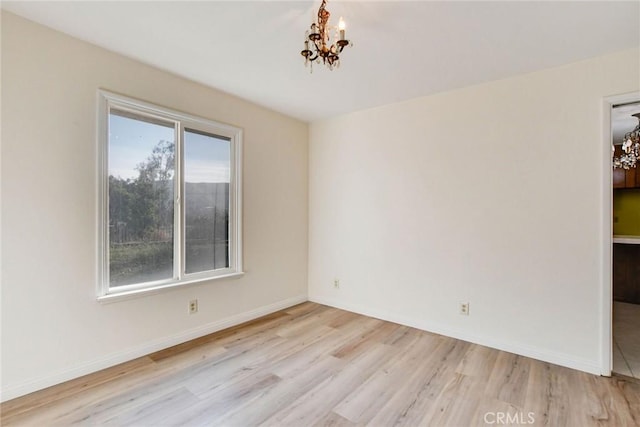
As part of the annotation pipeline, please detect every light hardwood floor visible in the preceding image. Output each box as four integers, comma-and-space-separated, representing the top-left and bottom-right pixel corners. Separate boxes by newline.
2, 302, 639, 426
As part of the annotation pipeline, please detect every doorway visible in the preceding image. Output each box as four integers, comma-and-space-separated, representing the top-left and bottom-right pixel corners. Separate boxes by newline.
610, 99, 640, 378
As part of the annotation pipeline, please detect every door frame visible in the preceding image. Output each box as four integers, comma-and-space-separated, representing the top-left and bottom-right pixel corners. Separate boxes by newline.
601, 91, 640, 376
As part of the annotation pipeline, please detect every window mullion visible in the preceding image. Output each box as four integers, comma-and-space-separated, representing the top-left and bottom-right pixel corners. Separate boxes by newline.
174, 122, 184, 281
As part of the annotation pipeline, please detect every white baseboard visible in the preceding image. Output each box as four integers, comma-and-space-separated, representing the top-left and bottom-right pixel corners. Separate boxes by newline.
309, 295, 601, 376
1, 294, 307, 402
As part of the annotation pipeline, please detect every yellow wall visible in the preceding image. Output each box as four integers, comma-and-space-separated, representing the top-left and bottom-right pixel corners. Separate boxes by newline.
614, 189, 640, 236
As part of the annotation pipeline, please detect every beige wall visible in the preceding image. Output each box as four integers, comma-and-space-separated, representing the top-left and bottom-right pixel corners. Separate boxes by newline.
309, 49, 639, 374
1, 12, 308, 400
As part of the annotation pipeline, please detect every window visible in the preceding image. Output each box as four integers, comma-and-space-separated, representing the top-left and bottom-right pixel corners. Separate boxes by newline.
97, 91, 242, 298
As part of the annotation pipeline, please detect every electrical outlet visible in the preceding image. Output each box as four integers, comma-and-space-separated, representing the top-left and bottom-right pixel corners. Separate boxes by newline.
189, 299, 198, 314
460, 302, 469, 315
333, 279, 340, 289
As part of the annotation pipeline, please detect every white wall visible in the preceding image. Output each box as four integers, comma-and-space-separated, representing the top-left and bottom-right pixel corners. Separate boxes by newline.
309, 49, 639, 374
1, 12, 308, 400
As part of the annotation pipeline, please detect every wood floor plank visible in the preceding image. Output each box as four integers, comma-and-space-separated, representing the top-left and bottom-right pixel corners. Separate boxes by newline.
364, 336, 449, 426
263, 343, 399, 426
275, 306, 342, 339
2, 302, 639, 427
161, 373, 283, 426
101, 387, 201, 426
524, 358, 571, 426
417, 373, 482, 427
308, 411, 356, 427
577, 371, 639, 426
366, 338, 484, 427
330, 320, 401, 360
385, 339, 474, 426
0, 356, 156, 420
210, 355, 344, 426
456, 342, 499, 379
470, 397, 525, 427
182, 335, 291, 397
483, 350, 531, 408
332, 331, 437, 424
2, 363, 172, 426
149, 309, 294, 362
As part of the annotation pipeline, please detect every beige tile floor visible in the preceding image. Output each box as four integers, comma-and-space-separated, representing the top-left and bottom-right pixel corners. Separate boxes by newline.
613, 301, 640, 379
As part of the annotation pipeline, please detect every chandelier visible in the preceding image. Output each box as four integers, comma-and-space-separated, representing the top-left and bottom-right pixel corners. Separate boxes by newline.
300, 0, 351, 71
613, 113, 640, 170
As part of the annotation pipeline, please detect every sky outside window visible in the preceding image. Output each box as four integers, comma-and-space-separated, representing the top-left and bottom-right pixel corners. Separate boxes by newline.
109, 112, 230, 183
184, 130, 230, 184
109, 111, 175, 180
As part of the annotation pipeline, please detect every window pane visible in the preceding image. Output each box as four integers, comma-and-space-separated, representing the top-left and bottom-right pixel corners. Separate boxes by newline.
184, 128, 231, 274
108, 109, 175, 287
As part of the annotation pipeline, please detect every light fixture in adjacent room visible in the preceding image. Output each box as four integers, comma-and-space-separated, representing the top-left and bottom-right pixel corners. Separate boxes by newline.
300, 0, 352, 71
613, 113, 640, 170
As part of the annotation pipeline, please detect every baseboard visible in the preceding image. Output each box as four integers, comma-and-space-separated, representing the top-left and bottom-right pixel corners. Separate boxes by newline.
309, 295, 601, 376
0, 294, 307, 402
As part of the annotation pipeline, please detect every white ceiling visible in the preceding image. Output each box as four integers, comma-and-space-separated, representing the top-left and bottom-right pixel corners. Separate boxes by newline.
3, 1, 639, 122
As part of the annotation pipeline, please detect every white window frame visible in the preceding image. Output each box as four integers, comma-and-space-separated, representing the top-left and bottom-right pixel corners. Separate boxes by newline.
97, 90, 243, 300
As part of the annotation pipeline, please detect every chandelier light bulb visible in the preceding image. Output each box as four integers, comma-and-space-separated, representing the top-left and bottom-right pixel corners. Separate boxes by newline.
338, 17, 346, 40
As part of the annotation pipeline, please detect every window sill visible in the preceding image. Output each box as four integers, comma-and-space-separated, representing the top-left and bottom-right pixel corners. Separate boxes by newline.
97, 271, 245, 304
